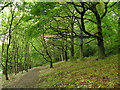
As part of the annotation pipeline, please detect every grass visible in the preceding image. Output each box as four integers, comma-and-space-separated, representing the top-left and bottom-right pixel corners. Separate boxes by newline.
1, 54, 119, 88
37, 54, 119, 88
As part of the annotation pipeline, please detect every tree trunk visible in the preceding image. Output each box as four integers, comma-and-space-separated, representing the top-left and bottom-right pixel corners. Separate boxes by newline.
5, 6, 15, 80
61, 46, 64, 61
20, 46, 23, 73
5, 43, 10, 80
13, 39, 17, 75
43, 34, 53, 68
25, 42, 28, 72
50, 59, 53, 68
16, 46, 19, 73
97, 38, 105, 59
71, 21, 74, 57
61, 41, 65, 61
77, 19, 84, 60
5, 31, 12, 80
1, 35, 5, 75
80, 32, 83, 60
29, 46, 32, 69
46, 49, 53, 68
9, 57, 12, 74
93, 8, 105, 59
14, 52, 16, 75
65, 38, 68, 61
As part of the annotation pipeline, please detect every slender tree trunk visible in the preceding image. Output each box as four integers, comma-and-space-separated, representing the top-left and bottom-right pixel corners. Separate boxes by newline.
65, 30, 68, 61
5, 31, 12, 80
27, 43, 31, 69
20, 56, 24, 74
61, 54, 63, 61
13, 38, 17, 75
14, 51, 16, 75
5, 6, 15, 80
77, 19, 84, 60
59, 55, 62, 61
1, 35, 5, 75
65, 48, 68, 61
61, 40, 65, 61
43, 33, 53, 68
16, 46, 19, 73
5, 41, 11, 80
50, 59, 53, 68
25, 42, 28, 72
25, 51, 28, 72
9, 58, 12, 74
29, 46, 32, 69
10, 43, 14, 74
80, 31, 83, 60
46, 49, 53, 68
71, 21, 74, 57
20, 45, 23, 73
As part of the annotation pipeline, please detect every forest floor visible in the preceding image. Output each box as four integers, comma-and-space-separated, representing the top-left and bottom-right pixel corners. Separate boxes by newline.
2, 54, 119, 88
2, 66, 48, 88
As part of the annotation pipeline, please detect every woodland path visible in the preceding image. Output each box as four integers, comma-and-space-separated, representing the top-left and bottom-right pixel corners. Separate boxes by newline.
3, 66, 45, 88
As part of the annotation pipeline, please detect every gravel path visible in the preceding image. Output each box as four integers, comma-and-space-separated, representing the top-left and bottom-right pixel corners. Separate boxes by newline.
3, 66, 44, 88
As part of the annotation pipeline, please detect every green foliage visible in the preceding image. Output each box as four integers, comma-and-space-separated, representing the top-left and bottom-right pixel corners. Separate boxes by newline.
0, 1, 119, 83
96, 2, 104, 15
70, 56, 77, 62
83, 43, 97, 57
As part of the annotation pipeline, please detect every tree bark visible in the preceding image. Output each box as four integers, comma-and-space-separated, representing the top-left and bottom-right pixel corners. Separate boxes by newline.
80, 30, 83, 60
13, 36, 17, 75
43, 33, 53, 68
25, 42, 28, 72
5, 5, 16, 80
93, 8, 105, 59
29, 46, 32, 69
16, 46, 19, 73
1, 35, 6, 75
70, 19, 74, 57
77, 19, 83, 60
65, 29, 68, 61
61, 45, 64, 61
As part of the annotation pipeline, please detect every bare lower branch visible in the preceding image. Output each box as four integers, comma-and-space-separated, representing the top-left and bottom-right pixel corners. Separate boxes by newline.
0, 3, 11, 11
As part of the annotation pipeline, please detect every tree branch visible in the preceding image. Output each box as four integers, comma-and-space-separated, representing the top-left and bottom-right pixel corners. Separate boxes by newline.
101, 2, 109, 19
57, 15, 97, 24
31, 41, 48, 62
0, 3, 11, 12
12, 15, 24, 31
72, 2, 82, 14
85, 38, 96, 44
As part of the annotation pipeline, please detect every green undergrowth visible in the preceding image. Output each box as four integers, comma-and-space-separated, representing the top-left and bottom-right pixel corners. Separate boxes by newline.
38, 54, 119, 88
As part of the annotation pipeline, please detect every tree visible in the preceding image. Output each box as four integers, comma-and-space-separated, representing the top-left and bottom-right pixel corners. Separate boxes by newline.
1, 3, 23, 80
70, 2, 117, 59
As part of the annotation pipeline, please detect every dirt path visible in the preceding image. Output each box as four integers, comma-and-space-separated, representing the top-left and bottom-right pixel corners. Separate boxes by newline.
3, 66, 45, 88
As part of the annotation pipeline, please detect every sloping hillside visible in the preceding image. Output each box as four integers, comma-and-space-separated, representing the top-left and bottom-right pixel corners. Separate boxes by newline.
38, 54, 119, 88
2, 54, 119, 88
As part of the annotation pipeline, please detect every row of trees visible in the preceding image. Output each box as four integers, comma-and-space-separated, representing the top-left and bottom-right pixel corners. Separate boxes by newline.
0, 1, 119, 80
